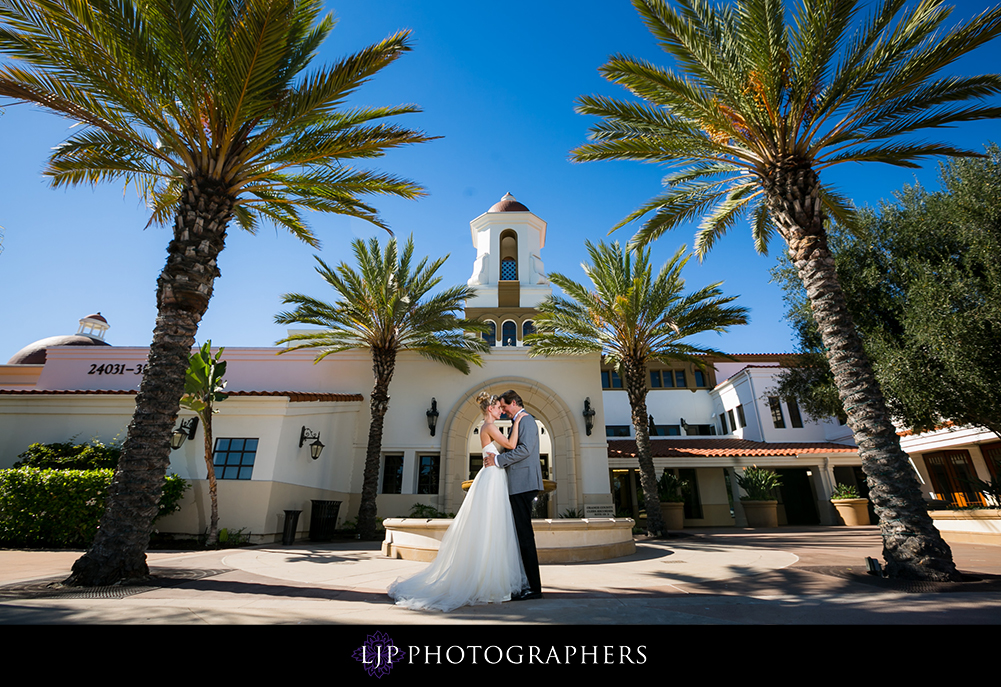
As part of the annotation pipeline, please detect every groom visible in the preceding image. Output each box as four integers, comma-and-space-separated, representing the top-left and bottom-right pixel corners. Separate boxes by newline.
483, 389, 543, 600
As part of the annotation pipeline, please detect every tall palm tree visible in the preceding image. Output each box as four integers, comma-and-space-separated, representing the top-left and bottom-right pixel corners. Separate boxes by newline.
572, 0, 1001, 579
0, 0, 433, 585
275, 237, 489, 539
527, 241, 748, 536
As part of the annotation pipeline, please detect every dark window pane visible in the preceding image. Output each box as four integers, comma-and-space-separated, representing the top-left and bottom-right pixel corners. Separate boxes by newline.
787, 398, 804, 428
382, 455, 404, 494
418, 455, 440, 495
650, 371, 662, 388
694, 370, 706, 387
675, 370, 686, 387
737, 405, 747, 428
769, 397, 786, 428
213, 437, 258, 480
501, 321, 516, 346
483, 321, 496, 347
605, 425, 630, 437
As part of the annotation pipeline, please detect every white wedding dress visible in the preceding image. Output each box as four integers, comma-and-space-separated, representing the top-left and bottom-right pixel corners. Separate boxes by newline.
388, 442, 527, 612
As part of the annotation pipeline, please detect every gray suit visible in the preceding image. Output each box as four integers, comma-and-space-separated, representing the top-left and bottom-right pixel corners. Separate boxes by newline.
495, 410, 545, 494
495, 408, 543, 593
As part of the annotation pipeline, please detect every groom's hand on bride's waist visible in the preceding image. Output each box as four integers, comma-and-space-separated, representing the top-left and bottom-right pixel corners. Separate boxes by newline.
483, 452, 497, 467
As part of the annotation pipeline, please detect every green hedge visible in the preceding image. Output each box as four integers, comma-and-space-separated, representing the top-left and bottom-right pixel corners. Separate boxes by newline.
0, 468, 189, 548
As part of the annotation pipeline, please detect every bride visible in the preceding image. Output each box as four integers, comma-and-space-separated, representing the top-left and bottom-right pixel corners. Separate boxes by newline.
387, 392, 528, 611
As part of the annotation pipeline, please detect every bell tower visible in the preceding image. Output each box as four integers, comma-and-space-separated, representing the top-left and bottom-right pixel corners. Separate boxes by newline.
465, 193, 550, 347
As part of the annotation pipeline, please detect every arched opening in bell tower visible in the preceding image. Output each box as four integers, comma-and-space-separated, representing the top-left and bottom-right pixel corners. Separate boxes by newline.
499, 229, 518, 281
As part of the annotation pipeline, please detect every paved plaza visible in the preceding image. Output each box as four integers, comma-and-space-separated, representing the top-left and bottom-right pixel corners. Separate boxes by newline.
1, 526, 1000, 625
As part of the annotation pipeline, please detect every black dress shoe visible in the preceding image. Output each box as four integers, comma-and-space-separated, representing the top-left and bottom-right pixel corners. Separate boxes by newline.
511, 589, 543, 601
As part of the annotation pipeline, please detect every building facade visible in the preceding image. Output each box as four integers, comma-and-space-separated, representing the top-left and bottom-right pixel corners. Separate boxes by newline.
2, 194, 994, 542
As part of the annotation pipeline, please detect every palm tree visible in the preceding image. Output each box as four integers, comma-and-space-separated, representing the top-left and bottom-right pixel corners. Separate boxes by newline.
572, 0, 1001, 579
0, 0, 433, 585
527, 240, 748, 536
179, 342, 228, 547
275, 237, 489, 539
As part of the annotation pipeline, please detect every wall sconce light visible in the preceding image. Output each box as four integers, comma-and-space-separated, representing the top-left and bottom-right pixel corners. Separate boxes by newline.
583, 397, 596, 436
426, 398, 439, 437
299, 425, 325, 460
648, 414, 657, 435
170, 417, 199, 450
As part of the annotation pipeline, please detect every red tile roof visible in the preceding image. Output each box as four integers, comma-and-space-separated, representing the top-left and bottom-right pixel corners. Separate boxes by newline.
607, 438, 857, 458
0, 389, 363, 402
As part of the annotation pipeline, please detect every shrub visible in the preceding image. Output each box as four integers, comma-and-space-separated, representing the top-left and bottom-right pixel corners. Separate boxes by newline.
0, 467, 189, 548
406, 503, 455, 519
830, 484, 861, 500
15, 439, 120, 470
735, 466, 782, 501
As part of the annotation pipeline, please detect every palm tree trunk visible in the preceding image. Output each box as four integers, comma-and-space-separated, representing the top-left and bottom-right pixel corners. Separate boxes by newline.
623, 360, 665, 537
358, 346, 396, 540
202, 408, 219, 547
765, 161, 959, 581
65, 176, 233, 586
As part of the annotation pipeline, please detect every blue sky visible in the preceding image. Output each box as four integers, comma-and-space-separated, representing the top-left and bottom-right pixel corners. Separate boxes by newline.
1, 0, 999, 361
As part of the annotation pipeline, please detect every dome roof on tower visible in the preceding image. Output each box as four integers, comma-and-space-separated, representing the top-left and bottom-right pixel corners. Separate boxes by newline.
6, 312, 112, 365
488, 192, 530, 213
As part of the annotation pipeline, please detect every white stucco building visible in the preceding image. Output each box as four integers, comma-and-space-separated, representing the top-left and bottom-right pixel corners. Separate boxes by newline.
2, 194, 995, 542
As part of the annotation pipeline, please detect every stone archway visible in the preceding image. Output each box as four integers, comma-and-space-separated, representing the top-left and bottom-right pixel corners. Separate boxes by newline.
439, 377, 582, 516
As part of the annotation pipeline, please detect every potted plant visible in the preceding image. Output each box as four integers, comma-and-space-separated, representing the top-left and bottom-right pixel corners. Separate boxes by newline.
830, 484, 870, 526
735, 466, 782, 527
657, 469, 689, 530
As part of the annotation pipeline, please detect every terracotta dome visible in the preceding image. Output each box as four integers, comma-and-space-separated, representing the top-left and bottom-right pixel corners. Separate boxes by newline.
488, 192, 530, 213
7, 334, 111, 365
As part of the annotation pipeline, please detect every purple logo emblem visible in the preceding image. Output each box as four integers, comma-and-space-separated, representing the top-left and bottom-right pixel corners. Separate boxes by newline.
352, 632, 406, 677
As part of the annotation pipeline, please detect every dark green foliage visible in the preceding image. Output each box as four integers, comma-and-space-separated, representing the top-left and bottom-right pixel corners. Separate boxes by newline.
0, 468, 189, 547
406, 503, 455, 519
772, 145, 1001, 437
15, 440, 120, 470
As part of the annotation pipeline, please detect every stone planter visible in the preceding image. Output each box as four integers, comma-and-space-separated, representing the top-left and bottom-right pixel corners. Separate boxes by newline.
831, 498, 870, 526
659, 501, 685, 530
741, 500, 778, 527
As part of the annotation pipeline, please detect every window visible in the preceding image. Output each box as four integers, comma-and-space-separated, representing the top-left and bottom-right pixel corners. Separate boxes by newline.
500, 257, 517, 280
382, 454, 404, 494
728, 409, 737, 432
768, 397, 786, 429
482, 321, 496, 347
468, 454, 483, 481
736, 404, 747, 428
651, 370, 681, 388
501, 320, 516, 346
694, 369, 707, 387
601, 370, 623, 389
213, 438, 257, 480
924, 450, 986, 507
786, 398, 804, 428
417, 454, 440, 494
684, 424, 715, 436
719, 413, 728, 435
605, 425, 630, 437
522, 320, 535, 342
651, 424, 681, 436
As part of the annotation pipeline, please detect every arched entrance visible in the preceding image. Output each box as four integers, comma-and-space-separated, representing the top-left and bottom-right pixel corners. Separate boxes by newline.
438, 378, 582, 517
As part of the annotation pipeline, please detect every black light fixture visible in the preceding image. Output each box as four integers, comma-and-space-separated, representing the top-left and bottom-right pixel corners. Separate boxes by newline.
648, 414, 657, 435
583, 397, 596, 436
299, 425, 325, 460
170, 417, 199, 450
426, 398, 439, 437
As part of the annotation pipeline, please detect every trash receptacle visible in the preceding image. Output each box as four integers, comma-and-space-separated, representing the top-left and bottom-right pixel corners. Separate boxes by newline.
309, 500, 341, 542
282, 509, 302, 545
